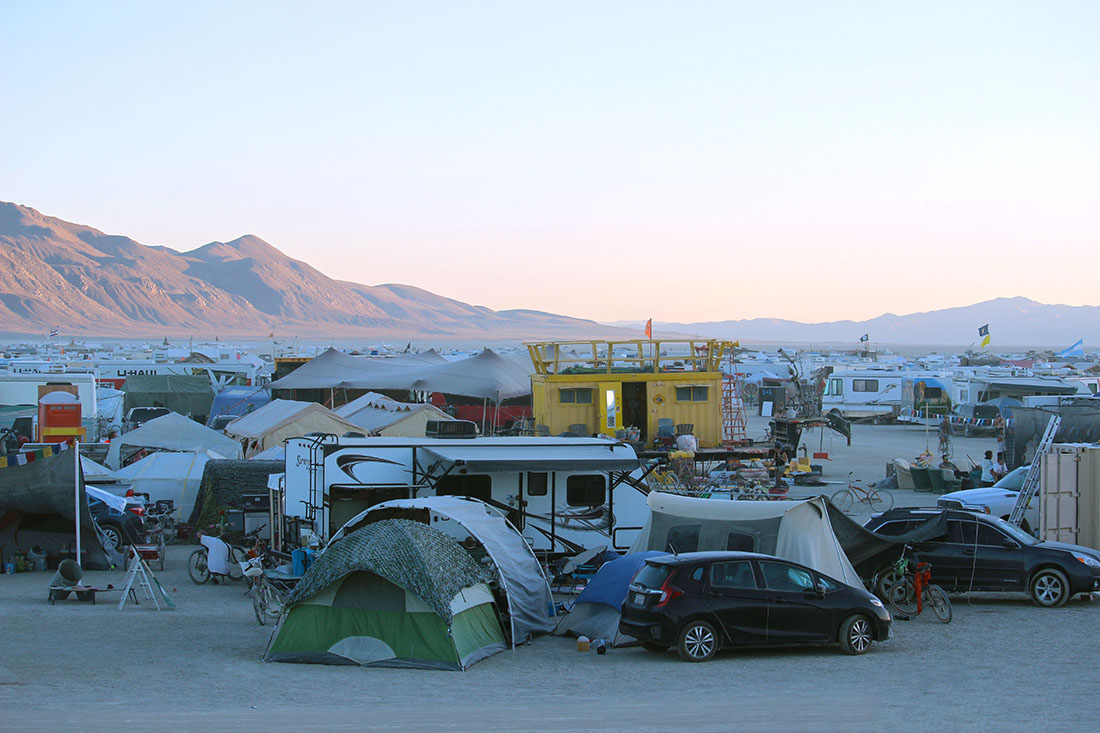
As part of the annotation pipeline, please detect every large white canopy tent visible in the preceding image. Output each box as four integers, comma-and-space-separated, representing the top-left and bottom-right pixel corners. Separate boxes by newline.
106, 412, 242, 469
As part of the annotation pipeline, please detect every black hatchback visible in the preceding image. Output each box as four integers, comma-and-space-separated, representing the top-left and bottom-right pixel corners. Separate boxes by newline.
619, 552, 891, 662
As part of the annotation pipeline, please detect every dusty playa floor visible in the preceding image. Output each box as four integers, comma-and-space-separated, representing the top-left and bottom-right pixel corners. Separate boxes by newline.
3, 421, 1095, 731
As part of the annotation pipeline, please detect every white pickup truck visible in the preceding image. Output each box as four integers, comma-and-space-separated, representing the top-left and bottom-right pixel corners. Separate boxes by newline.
936, 466, 1036, 533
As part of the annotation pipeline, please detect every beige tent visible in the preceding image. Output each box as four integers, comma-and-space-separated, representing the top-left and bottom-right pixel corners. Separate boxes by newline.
224, 399, 363, 457
335, 392, 455, 437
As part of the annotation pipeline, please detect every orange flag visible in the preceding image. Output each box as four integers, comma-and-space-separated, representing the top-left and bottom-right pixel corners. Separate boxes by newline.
644, 318, 652, 339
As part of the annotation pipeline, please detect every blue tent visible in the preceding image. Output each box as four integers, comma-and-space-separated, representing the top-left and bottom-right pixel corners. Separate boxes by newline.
553, 551, 666, 646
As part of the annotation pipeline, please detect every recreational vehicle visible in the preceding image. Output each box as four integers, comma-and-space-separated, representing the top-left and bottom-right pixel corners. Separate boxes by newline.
282, 435, 651, 556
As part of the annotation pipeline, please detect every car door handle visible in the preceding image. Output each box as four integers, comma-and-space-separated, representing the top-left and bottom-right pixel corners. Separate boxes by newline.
769, 596, 785, 603
962, 548, 976, 556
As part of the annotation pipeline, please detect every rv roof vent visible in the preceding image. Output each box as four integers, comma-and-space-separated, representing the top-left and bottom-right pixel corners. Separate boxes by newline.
425, 420, 479, 438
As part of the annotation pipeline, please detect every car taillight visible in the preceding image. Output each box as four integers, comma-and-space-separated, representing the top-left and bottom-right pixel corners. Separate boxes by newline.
129, 506, 145, 516
656, 572, 682, 608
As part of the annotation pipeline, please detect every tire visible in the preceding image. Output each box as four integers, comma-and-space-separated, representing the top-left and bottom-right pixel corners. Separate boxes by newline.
188, 548, 210, 585
641, 641, 669, 653
838, 614, 873, 655
1029, 568, 1070, 608
677, 620, 719, 662
252, 581, 268, 625
927, 585, 952, 623
867, 489, 894, 512
831, 489, 855, 513
887, 578, 918, 616
874, 567, 904, 601
100, 523, 124, 551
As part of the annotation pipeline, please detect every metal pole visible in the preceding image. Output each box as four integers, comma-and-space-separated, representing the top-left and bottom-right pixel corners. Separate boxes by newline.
74, 439, 81, 567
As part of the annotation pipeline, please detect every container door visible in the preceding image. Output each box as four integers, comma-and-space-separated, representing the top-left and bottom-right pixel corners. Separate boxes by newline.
598, 383, 622, 434
1041, 449, 1080, 544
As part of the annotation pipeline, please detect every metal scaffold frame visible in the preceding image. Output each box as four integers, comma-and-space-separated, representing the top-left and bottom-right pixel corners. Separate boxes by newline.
721, 352, 747, 445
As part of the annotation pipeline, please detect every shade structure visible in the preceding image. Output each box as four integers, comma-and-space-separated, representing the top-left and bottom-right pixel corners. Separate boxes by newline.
223, 399, 362, 456
265, 519, 506, 670
267, 348, 531, 402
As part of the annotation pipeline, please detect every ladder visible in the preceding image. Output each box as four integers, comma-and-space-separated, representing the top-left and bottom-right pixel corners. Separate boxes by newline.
721, 353, 748, 445
118, 546, 175, 611
1007, 414, 1062, 527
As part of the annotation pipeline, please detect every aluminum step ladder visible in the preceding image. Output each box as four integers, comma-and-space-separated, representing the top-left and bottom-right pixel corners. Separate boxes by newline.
1007, 414, 1062, 527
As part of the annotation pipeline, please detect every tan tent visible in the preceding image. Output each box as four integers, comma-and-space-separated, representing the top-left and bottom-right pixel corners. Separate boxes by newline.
224, 399, 363, 457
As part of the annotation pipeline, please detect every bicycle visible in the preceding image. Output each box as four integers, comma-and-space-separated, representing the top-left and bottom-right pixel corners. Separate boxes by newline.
187, 523, 261, 584
879, 545, 951, 623
831, 472, 894, 513
244, 544, 296, 625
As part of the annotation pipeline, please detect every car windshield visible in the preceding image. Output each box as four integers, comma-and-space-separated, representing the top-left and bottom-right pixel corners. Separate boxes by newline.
992, 467, 1029, 491
632, 563, 672, 589
986, 516, 1039, 545
129, 408, 169, 422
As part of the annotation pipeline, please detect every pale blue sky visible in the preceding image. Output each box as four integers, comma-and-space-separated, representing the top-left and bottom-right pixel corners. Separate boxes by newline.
2, 1, 1097, 323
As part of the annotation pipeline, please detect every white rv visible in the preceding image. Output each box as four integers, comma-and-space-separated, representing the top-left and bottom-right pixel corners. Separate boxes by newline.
822, 369, 914, 422
283, 436, 650, 555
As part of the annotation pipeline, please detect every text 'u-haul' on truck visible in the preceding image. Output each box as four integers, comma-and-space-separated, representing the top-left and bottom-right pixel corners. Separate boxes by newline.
283, 435, 652, 555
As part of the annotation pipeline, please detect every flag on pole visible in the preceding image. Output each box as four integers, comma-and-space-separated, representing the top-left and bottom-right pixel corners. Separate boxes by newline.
859, 333, 869, 343
644, 319, 652, 339
978, 324, 991, 348
49, 327, 59, 338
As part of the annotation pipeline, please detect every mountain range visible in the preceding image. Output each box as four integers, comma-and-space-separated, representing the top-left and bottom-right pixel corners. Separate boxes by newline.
1, 201, 1095, 346
0, 201, 626, 340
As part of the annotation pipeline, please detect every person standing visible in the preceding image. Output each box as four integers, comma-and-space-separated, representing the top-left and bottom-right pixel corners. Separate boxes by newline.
992, 452, 1008, 482
980, 450, 995, 487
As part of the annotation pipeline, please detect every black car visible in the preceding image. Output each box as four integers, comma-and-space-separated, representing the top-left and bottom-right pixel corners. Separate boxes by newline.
864, 508, 1100, 607
87, 488, 146, 550
619, 552, 891, 662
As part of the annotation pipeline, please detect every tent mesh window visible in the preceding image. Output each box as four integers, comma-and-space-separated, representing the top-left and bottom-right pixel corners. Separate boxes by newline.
285, 519, 492, 623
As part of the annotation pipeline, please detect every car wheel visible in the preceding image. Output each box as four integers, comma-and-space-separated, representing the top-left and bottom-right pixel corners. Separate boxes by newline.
677, 620, 719, 662
1030, 568, 1070, 608
641, 641, 669, 653
100, 523, 123, 551
838, 614, 873, 655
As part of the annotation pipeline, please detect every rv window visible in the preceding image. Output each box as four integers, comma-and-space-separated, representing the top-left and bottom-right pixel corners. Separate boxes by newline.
665, 524, 700, 553
726, 532, 754, 552
675, 386, 709, 402
828, 379, 843, 396
527, 472, 548, 497
559, 388, 593, 405
853, 379, 879, 393
565, 475, 605, 506
923, 386, 942, 399
436, 474, 492, 503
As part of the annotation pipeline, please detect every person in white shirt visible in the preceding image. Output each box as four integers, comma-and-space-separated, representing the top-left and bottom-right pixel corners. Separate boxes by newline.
198, 530, 232, 581
980, 450, 995, 487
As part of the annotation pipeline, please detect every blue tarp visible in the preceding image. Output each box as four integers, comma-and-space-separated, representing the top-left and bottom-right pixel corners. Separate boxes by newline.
574, 551, 666, 609
207, 386, 271, 427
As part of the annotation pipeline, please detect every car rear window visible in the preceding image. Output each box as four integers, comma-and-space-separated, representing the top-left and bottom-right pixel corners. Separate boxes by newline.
632, 563, 672, 590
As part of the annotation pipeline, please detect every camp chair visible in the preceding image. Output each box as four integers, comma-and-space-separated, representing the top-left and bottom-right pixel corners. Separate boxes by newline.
568, 423, 589, 437
909, 466, 933, 493
675, 423, 694, 436
893, 459, 916, 491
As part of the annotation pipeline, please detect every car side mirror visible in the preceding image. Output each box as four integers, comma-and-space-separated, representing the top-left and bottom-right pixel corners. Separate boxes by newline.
1003, 539, 1021, 549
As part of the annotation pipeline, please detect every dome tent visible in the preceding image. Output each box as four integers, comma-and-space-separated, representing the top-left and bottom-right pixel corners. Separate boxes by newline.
264, 519, 506, 671
553, 551, 666, 647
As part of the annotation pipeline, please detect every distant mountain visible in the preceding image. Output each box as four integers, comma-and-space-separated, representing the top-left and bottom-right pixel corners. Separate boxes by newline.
0, 201, 629, 340
631, 298, 1100, 348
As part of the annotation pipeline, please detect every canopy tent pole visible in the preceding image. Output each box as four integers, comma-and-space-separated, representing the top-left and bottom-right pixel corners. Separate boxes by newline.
74, 439, 81, 568
481, 397, 487, 435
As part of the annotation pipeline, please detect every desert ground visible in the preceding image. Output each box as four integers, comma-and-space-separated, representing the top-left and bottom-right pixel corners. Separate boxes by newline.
3, 418, 1098, 731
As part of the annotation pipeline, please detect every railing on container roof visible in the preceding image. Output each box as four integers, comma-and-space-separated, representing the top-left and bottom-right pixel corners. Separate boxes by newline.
524, 339, 736, 376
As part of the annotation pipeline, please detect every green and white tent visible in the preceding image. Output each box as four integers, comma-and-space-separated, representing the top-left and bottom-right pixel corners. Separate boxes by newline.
264, 519, 506, 671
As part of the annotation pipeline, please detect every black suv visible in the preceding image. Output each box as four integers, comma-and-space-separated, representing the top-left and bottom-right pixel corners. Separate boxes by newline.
619, 552, 891, 662
865, 508, 1100, 607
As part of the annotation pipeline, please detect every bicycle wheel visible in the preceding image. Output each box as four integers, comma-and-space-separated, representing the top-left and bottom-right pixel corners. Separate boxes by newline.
887, 578, 918, 616
866, 489, 894, 512
831, 488, 855, 512
187, 549, 209, 585
926, 585, 952, 623
252, 580, 268, 625
156, 531, 166, 572
264, 584, 285, 620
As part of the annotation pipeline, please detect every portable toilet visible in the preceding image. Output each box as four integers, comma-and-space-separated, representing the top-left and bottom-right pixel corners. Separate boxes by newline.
37, 391, 86, 443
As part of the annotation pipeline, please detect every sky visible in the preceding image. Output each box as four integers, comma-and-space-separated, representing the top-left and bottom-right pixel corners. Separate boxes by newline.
1, 1, 1097, 324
